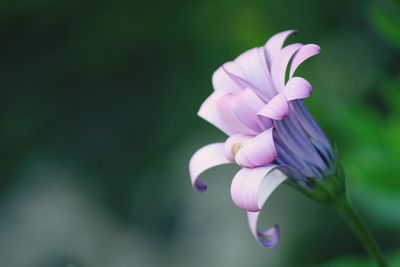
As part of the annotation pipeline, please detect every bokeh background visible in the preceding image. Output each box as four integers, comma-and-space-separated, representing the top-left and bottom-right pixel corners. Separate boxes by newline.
0, 0, 399, 266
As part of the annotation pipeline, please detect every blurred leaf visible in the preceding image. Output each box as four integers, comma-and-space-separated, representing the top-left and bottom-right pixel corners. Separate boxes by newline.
305, 250, 400, 267
368, 0, 400, 48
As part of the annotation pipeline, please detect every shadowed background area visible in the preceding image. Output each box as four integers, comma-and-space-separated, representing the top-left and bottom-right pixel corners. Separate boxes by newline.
0, 0, 399, 266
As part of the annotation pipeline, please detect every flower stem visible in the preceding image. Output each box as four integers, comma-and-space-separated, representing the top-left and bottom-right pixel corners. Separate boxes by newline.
335, 197, 388, 267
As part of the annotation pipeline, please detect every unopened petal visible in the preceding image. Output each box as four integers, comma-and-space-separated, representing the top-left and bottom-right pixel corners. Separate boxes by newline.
189, 143, 232, 192
283, 77, 312, 101
291, 101, 334, 166
274, 112, 327, 177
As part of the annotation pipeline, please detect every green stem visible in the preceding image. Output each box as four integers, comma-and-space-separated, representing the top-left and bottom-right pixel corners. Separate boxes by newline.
335, 197, 388, 267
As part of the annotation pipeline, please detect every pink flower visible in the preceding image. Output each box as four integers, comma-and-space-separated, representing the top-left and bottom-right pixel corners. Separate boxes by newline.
189, 30, 333, 248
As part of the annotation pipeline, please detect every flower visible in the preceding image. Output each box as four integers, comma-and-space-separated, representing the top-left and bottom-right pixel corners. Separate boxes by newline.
189, 30, 335, 248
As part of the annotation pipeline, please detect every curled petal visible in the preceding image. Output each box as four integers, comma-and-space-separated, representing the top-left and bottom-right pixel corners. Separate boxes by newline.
189, 143, 232, 192
224, 134, 252, 161
212, 66, 242, 93
258, 94, 289, 120
198, 91, 235, 135
289, 44, 320, 78
235, 129, 277, 168
264, 30, 298, 66
283, 77, 312, 101
230, 166, 288, 248
230, 166, 287, 212
271, 43, 303, 92
248, 213, 280, 248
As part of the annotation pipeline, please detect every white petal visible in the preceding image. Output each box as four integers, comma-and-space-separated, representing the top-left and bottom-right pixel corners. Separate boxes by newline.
230, 166, 290, 248
230, 166, 287, 212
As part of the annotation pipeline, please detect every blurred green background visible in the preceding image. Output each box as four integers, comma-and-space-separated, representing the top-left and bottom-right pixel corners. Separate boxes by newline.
0, 0, 399, 266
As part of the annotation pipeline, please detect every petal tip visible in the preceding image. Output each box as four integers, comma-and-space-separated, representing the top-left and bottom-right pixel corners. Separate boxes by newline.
189, 143, 232, 193
283, 77, 313, 101
193, 180, 208, 192
258, 224, 280, 248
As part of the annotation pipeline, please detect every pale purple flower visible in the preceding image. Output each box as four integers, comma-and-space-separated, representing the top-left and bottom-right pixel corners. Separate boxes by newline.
189, 30, 334, 248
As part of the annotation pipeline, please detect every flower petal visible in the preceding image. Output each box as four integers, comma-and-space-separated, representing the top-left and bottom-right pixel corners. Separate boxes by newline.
230, 165, 287, 212
217, 93, 260, 135
224, 134, 252, 161
233, 48, 276, 100
235, 128, 277, 168
230, 166, 288, 248
198, 91, 235, 135
189, 143, 232, 192
289, 44, 320, 78
212, 65, 242, 93
291, 101, 333, 164
229, 88, 267, 132
274, 111, 327, 178
271, 43, 303, 92
283, 77, 312, 101
248, 213, 280, 248
264, 30, 297, 66
274, 134, 318, 179
222, 62, 251, 89
257, 94, 289, 120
